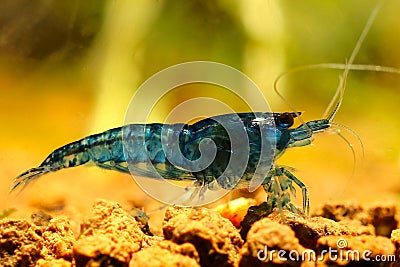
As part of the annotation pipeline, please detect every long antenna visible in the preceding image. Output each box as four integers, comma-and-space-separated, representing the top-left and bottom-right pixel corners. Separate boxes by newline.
324, 1, 384, 121
274, 2, 387, 126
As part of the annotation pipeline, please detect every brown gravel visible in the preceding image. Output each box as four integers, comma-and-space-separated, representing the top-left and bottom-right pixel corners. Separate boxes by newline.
269, 211, 375, 250
239, 218, 309, 267
41, 217, 75, 261
0, 219, 43, 267
313, 201, 399, 237
73, 200, 144, 265
129, 240, 200, 267
163, 206, 244, 267
1, 199, 400, 267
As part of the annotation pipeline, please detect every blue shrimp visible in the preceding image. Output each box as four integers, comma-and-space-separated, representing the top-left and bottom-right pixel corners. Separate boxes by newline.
11, 111, 329, 214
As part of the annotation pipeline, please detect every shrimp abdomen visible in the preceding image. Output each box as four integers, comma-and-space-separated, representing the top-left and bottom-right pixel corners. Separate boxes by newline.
11, 127, 125, 191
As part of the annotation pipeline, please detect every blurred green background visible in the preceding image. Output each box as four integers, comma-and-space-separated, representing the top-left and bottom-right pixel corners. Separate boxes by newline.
1, 0, 399, 218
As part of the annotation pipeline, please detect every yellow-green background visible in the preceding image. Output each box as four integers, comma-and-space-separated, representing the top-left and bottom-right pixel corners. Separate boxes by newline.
1, 0, 399, 222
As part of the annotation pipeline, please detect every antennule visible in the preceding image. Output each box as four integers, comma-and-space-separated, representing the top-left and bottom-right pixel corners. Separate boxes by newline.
329, 122, 365, 176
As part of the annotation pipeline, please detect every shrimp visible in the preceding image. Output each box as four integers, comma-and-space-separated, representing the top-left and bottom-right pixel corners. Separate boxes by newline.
11, 2, 394, 215
11, 111, 327, 214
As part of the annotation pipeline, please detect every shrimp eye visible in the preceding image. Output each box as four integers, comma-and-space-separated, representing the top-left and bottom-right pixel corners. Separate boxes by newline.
278, 112, 294, 127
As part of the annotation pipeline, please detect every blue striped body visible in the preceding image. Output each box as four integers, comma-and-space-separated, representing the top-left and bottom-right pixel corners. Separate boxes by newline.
12, 111, 329, 214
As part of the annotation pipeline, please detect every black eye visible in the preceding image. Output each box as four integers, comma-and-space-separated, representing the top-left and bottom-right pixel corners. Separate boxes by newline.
278, 112, 294, 127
